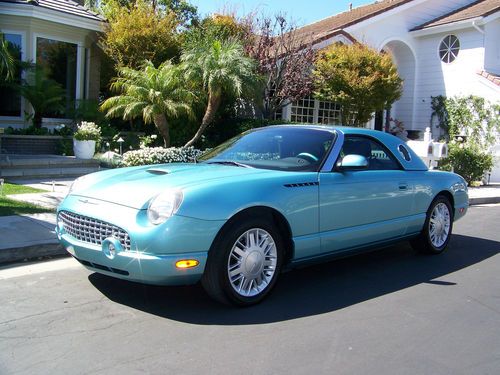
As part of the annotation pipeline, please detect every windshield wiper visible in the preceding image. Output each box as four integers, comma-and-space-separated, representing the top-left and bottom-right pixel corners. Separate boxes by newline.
206, 161, 251, 168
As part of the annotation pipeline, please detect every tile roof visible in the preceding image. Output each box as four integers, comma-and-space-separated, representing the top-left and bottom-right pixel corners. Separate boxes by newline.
294, 0, 413, 43
477, 70, 500, 87
412, 0, 500, 31
0, 0, 104, 22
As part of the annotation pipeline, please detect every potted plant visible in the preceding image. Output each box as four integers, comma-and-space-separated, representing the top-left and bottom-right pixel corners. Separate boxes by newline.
73, 121, 101, 159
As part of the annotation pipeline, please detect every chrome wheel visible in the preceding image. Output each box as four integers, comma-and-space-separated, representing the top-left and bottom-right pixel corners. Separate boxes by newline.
227, 228, 278, 297
429, 202, 451, 248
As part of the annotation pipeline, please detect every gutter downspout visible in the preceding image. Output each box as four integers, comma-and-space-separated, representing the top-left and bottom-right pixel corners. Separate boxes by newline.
472, 19, 485, 34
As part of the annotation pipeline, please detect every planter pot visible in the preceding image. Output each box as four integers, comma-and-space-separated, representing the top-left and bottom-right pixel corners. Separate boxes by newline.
73, 139, 96, 159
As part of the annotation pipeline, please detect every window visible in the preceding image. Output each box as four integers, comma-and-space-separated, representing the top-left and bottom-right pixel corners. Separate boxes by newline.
0, 33, 22, 117
340, 136, 400, 170
439, 35, 460, 64
36, 37, 78, 117
398, 144, 411, 162
318, 100, 341, 124
290, 96, 315, 123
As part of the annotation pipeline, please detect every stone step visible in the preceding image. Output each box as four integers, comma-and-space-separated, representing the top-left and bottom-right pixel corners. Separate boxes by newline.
0, 155, 100, 180
1, 167, 100, 180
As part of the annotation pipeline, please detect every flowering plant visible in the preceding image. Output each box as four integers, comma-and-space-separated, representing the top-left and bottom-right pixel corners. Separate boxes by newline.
121, 146, 202, 167
74, 121, 102, 141
387, 117, 407, 139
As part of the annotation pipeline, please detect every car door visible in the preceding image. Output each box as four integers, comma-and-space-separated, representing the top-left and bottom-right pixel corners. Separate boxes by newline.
318, 135, 415, 255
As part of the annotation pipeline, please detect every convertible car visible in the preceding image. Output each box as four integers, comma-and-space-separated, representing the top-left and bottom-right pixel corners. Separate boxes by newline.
57, 125, 468, 306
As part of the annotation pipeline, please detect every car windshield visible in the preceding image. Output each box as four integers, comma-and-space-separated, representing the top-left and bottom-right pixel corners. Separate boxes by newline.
198, 127, 336, 172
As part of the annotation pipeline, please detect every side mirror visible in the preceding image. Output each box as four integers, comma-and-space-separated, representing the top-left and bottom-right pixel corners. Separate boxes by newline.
337, 154, 369, 171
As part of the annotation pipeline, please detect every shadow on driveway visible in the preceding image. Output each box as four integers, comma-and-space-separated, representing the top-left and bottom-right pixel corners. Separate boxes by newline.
89, 234, 499, 325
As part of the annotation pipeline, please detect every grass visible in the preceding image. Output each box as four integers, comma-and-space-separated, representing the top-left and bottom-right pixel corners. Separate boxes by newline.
2, 183, 47, 195
0, 182, 53, 216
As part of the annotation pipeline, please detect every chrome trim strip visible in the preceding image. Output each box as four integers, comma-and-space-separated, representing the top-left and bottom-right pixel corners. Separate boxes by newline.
321, 130, 345, 172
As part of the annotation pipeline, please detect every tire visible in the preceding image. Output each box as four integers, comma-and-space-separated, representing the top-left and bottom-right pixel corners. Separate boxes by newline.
201, 216, 283, 306
411, 195, 453, 254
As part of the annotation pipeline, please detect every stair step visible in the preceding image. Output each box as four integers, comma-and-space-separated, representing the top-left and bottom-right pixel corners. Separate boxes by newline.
0, 155, 101, 180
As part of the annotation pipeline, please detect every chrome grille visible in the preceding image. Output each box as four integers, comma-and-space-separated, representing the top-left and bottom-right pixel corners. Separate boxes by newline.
59, 211, 131, 251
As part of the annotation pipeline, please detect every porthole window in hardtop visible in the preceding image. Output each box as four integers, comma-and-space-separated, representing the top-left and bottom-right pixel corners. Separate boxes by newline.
398, 144, 412, 162
439, 35, 460, 63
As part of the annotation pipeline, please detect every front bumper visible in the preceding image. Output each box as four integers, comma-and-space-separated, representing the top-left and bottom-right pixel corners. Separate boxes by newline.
59, 234, 207, 285
57, 195, 226, 285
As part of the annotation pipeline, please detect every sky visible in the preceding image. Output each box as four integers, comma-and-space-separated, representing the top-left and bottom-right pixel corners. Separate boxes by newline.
190, 0, 375, 27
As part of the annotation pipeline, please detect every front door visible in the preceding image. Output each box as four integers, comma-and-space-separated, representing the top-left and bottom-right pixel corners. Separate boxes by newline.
318, 136, 414, 256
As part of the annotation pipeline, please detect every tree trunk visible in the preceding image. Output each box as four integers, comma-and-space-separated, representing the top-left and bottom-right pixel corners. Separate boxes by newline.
33, 112, 43, 129
184, 91, 221, 147
153, 114, 170, 147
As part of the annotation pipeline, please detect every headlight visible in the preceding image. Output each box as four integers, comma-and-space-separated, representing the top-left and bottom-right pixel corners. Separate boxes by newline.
147, 189, 183, 225
452, 180, 467, 193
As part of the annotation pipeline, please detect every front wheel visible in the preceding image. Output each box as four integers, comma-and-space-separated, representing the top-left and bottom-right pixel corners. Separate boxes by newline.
202, 217, 283, 306
411, 195, 453, 254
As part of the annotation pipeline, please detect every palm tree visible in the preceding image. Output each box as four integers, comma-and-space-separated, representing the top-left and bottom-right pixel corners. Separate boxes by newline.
181, 38, 260, 147
0, 37, 15, 81
101, 60, 195, 147
19, 67, 66, 128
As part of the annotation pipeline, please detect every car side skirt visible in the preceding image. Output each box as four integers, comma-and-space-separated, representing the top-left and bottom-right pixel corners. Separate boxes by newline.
287, 232, 421, 269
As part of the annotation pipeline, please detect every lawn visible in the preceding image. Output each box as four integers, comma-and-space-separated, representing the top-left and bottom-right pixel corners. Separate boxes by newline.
0, 182, 53, 216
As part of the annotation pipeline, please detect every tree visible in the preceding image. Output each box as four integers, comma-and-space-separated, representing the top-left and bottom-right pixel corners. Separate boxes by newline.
183, 13, 253, 50
0, 36, 15, 81
100, 60, 195, 146
247, 14, 316, 119
313, 43, 402, 126
159, 0, 199, 28
181, 38, 260, 147
100, 0, 181, 69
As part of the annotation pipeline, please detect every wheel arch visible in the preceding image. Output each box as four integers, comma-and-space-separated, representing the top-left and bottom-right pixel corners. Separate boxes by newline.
434, 190, 455, 217
211, 206, 295, 265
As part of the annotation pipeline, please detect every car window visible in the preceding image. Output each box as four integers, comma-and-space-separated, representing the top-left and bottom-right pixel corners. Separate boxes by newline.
340, 136, 401, 170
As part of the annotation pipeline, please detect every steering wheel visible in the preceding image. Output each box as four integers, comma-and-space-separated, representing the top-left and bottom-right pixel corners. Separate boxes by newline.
296, 152, 319, 163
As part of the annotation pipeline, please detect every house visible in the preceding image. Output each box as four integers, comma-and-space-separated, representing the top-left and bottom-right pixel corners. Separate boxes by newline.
0, 0, 104, 129
280, 0, 499, 138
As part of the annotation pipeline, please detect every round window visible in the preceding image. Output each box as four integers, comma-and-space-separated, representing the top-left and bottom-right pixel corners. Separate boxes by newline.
439, 35, 460, 63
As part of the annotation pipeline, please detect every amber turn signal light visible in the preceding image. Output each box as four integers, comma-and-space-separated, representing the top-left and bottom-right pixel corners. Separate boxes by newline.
175, 259, 199, 269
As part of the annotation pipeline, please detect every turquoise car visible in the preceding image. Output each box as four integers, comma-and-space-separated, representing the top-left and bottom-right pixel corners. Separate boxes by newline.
57, 125, 468, 306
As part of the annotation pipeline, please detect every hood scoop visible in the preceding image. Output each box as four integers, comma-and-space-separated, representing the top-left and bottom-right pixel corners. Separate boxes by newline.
146, 168, 170, 175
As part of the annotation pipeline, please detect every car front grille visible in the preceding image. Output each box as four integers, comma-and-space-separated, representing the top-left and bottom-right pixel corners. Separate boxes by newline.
59, 211, 131, 251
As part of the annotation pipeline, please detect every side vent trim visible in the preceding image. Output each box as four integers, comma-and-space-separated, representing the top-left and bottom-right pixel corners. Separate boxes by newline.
284, 182, 319, 188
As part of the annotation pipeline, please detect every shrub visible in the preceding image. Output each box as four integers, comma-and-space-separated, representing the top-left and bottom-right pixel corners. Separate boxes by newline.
439, 142, 494, 185
121, 146, 202, 166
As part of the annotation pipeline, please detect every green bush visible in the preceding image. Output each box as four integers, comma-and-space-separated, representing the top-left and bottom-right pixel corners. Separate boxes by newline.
439, 143, 493, 185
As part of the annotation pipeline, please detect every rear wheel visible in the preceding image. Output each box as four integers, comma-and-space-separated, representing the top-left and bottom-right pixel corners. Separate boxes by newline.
202, 217, 283, 306
411, 195, 453, 254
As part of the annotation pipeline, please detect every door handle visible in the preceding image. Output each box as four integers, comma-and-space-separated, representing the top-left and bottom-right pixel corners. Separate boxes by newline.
399, 183, 408, 190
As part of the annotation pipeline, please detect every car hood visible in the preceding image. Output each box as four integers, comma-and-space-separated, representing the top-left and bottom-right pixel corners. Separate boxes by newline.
69, 163, 270, 209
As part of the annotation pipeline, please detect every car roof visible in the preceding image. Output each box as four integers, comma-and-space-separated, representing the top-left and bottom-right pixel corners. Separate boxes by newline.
263, 124, 428, 171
